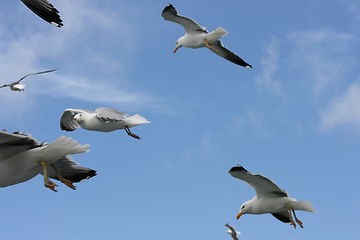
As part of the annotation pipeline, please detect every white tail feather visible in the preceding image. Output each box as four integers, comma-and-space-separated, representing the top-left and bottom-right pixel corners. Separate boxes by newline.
207, 27, 228, 43
289, 200, 317, 213
128, 114, 150, 126
41, 136, 90, 161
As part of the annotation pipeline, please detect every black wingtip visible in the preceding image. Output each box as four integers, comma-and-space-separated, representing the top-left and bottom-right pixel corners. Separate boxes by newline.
228, 164, 247, 173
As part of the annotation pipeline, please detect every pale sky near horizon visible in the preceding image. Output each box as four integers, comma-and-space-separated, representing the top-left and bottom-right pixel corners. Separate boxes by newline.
1, 1, 360, 239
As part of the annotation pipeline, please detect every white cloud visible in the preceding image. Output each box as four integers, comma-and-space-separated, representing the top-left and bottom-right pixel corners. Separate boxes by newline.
319, 83, 360, 130
255, 37, 282, 95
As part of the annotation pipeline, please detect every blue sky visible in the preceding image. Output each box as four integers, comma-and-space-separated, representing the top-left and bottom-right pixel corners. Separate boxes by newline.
1, 0, 360, 239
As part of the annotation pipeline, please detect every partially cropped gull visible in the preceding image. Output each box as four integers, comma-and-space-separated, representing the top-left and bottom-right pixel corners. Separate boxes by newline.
0, 69, 58, 92
21, 0, 63, 27
225, 223, 241, 240
0, 130, 96, 192
228, 165, 316, 228
60, 107, 150, 139
161, 4, 252, 68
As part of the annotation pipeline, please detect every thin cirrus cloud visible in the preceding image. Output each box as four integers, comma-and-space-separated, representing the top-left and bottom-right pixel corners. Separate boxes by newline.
0, 1, 166, 112
319, 83, 360, 130
255, 37, 282, 95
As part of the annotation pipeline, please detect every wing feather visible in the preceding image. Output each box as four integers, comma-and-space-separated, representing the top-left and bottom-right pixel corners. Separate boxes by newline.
60, 109, 94, 131
211, 40, 252, 68
161, 4, 207, 34
21, 0, 63, 27
95, 107, 129, 122
228, 165, 288, 198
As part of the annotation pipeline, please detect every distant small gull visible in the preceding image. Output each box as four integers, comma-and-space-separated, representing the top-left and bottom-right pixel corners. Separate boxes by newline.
228, 165, 316, 228
0, 69, 58, 92
225, 223, 241, 240
60, 107, 150, 139
21, 0, 63, 27
161, 4, 252, 68
0, 130, 96, 192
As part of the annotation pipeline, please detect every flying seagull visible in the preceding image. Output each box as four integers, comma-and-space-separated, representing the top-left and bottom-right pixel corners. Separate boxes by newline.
161, 4, 252, 68
60, 107, 150, 139
0, 130, 96, 192
0, 68, 58, 92
228, 165, 316, 229
21, 0, 63, 27
225, 223, 241, 240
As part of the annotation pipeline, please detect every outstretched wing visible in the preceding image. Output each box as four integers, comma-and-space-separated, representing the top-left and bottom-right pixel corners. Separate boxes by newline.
14, 68, 59, 84
21, 0, 63, 27
95, 107, 130, 123
211, 40, 252, 68
46, 155, 97, 183
0, 84, 10, 89
60, 109, 94, 131
228, 165, 288, 198
0, 130, 42, 160
161, 4, 207, 34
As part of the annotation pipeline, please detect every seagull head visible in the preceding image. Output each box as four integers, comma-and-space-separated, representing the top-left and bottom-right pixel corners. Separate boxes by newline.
173, 37, 184, 53
236, 202, 248, 219
74, 113, 82, 122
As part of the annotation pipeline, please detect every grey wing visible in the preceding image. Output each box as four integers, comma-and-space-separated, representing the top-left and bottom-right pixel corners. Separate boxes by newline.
95, 107, 129, 122
21, 0, 63, 27
161, 4, 207, 34
212, 40, 252, 68
60, 109, 93, 131
15, 68, 59, 84
46, 155, 97, 182
228, 165, 288, 198
0, 130, 42, 159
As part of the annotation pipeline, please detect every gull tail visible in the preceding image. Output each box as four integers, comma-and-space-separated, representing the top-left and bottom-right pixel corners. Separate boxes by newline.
289, 200, 317, 213
207, 27, 228, 43
127, 114, 150, 127
41, 136, 90, 160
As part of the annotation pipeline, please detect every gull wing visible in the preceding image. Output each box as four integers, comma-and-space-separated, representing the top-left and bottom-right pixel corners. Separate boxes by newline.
45, 155, 97, 183
0, 84, 10, 89
211, 40, 252, 68
271, 211, 291, 224
60, 109, 94, 131
95, 107, 130, 123
228, 165, 288, 198
0, 130, 42, 160
21, 0, 63, 27
14, 68, 59, 85
161, 4, 207, 34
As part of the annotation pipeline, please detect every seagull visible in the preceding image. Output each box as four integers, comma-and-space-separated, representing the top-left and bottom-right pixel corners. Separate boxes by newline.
161, 4, 252, 68
0, 130, 96, 192
21, 0, 63, 27
228, 165, 316, 229
225, 223, 241, 240
60, 107, 150, 139
0, 69, 58, 92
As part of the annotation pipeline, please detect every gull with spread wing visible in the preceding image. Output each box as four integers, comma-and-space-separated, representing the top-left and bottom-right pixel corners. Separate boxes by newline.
161, 4, 252, 68
228, 165, 316, 228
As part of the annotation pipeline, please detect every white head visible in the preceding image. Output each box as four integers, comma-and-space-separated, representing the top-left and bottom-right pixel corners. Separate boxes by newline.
236, 201, 252, 219
74, 113, 83, 123
173, 36, 185, 53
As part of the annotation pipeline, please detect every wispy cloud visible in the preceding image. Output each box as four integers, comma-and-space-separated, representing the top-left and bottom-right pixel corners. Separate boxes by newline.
255, 37, 282, 95
0, 1, 166, 114
287, 30, 357, 97
319, 83, 360, 131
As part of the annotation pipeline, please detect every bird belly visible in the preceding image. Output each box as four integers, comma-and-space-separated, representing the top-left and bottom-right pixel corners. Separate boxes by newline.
80, 117, 126, 132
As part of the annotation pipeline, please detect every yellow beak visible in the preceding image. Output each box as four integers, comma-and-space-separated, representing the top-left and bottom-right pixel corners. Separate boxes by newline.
173, 46, 179, 53
236, 211, 243, 220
